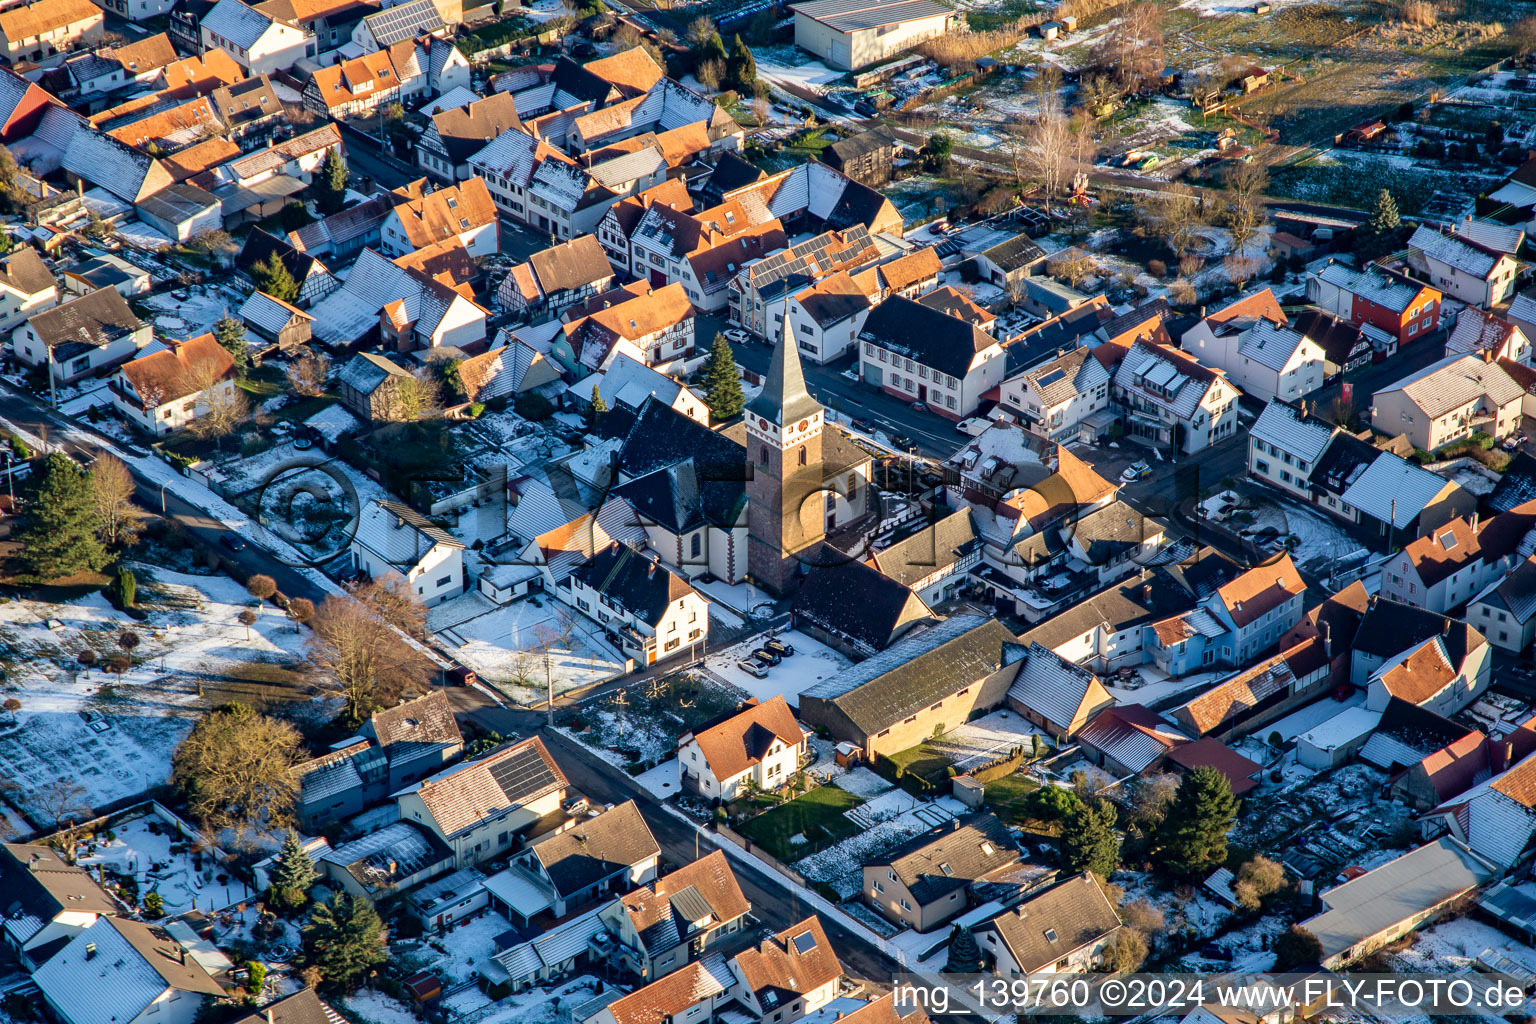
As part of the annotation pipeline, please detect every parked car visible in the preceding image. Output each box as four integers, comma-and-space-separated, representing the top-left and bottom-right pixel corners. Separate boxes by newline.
220, 534, 247, 552
1120, 461, 1151, 482
739, 659, 769, 678
764, 637, 795, 657
851, 417, 874, 433
724, 328, 752, 345
891, 434, 914, 451
752, 648, 782, 666
911, 400, 927, 413
1502, 434, 1530, 451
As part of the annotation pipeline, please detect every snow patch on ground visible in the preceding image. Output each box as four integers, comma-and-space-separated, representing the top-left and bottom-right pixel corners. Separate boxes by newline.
75, 810, 256, 915
702, 630, 853, 704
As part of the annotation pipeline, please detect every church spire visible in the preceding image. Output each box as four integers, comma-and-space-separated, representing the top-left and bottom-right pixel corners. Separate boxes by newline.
747, 331, 821, 427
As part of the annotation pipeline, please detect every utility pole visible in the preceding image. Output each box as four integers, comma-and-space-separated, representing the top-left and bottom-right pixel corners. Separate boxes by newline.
544, 648, 553, 729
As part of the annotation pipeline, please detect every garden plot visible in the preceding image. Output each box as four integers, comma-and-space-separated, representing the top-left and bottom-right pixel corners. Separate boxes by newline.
926, 709, 1045, 773
392, 910, 514, 1009
74, 810, 256, 915
1393, 917, 1536, 973
445, 977, 606, 1024
0, 567, 317, 827
792, 795, 968, 899
703, 630, 852, 704
560, 673, 741, 772
140, 287, 244, 338
428, 593, 624, 700
833, 767, 897, 799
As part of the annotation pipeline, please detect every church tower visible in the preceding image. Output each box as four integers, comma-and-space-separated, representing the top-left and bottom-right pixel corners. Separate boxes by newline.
746, 334, 825, 596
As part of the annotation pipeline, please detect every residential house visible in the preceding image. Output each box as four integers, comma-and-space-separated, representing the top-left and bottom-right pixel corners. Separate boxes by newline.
578, 351, 709, 425
1166, 736, 1264, 795
235, 228, 338, 307
599, 850, 751, 982
726, 917, 842, 1024
1307, 261, 1440, 346
862, 814, 1020, 932
585, 960, 734, 1024
420, 90, 521, 182
1298, 838, 1494, 968
797, 615, 1016, 758
239, 289, 314, 353
32, 918, 223, 1024
1365, 627, 1491, 719
1371, 353, 1523, 451
972, 235, 1046, 296
1409, 225, 1518, 308
1006, 643, 1115, 739
781, 269, 877, 364
1388, 715, 1536, 810
562, 543, 709, 666
1292, 307, 1378, 379
338, 351, 413, 421
558, 281, 695, 373
1076, 704, 1188, 776
677, 695, 807, 802
1422, 752, 1536, 872
256, 0, 377, 52
1182, 290, 1326, 402
350, 0, 444, 53
973, 873, 1123, 979
0, 843, 118, 970
135, 182, 222, 242
1247, 400, 1338, 501
511, 801, 661, 916
363, 689, 464, 793
1106, 340, 1243, 454
380, 177, 499, 259
1349, 597, 1469, 688
110, 333, 236, 437
1169, 641, 1331, 741
11, 286, 151, 384
866, 508, 979, 608
309, 248, 486, 351
0, 0, 103, 64
210, 75, 284, 142
396, 735, 568, 867
0, 247, 57, 331
1303, 431, 1475, 540
198, 0, 310, 75
791, 557, 935, 658
1380, 499, 1536, 613
718, 158, 902, 240
319, 820, 455, 900
729, 226, 880, 343
303, 49, 403, 118
469, 128, 621, 243
998, 346, 1114, 444
349, 498, 466, 606
287, 194, 398, 262
1468, 554, 1536, 654
858, 295, 1007, 420
61, 253, 150, 299
819, 129, 895, 186
293, 739, 385, 829
1144, 552, 1307, 675
1446, 307, 1530, 365
498, 234, 615, 318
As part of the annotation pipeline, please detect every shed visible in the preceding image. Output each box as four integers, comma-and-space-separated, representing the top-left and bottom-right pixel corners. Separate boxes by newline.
1297, 707, 1383, 770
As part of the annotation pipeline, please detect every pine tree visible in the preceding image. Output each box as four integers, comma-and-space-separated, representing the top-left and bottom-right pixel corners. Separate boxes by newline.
1156, 765, 1240, 879
1059, 799, 1121, 876
589, 382, 608, 428
270, 829, 317, 910
1356, 188, 1402, 261
303, 892, 386, 993
727, 34, 757, 91
945, 925, 982, 973
315, 149, 349, 215
702, 333, 745, 421
702, 30, 728, 65
15, 453, 107, 580
253, 252, 301, 305
213, 315, 249, 375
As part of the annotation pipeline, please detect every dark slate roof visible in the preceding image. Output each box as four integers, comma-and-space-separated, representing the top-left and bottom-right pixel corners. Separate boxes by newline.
618, 397, 746, 482
237, 227, 323, 283
432, 91, 522, 164
1369, 696, 1471, 760
1154, 546, 1244, 598
570, 543, 698, 627
705, 150, 766, 198
26, 287, 142, 354
860, 295, 994, 378
806, 617, 1016, 734
370, 690, 462, 764
1352, 596, 1455, 659
747, 332, 821, 427
0, 844, 119, 923
824, 177, 890, 233
550, 56, 614, 107
823, 129, 894, 164
1293, 307, 1366, 366
1308, 432, 1380, 496
1071, 499, 1159, 564
978, 234, 1046, 272
1486, 451, 1536, 515
231, 989, 341, 1024
870, 813, 1019, 905
612, 459, 745, 533
529, 800, 660, 897
976, 873, 1122, 975
792, 558, 932, 654
1099, 298, 1169, 343
529, 233, 614, 294
1020, 569, 1197, 651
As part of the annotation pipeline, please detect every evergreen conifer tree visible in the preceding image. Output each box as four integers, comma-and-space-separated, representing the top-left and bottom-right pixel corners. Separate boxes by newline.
1156, 765, 1240, 878
727, 34, 757, 91
253, 252, 301, 304
213, 315, 249, 375
702, 333, 745, 420
315, 149, 349, 214
15, 453, 106, 580
302, 892, 386, 992
1059, 799, 1121, 876
945, 925, 982, 973
1355, 188, 1403, 261
271, 829, 317, 910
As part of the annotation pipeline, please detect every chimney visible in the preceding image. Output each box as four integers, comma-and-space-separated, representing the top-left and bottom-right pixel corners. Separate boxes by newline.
1490, 729, 1511, 772
387, 858, 398, 874
267, 1012, 275, 1024
647, 562, 656, 578
1323, 621, 1332, 657
1199, 305, 1206, 318
86, 943, 97, 960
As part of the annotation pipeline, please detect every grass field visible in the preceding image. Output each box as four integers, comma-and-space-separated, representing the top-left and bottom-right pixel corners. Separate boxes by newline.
983, 773, 1040, 824
736, 785, 864, 861
886, 741, 959, 786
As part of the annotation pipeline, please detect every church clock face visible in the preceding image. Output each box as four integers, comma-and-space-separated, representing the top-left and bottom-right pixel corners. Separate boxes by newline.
798, 420, 808, 431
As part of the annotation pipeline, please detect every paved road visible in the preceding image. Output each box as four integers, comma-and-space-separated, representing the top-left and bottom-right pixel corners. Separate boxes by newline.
441, 683, 901, 989
0, 380, 329, 604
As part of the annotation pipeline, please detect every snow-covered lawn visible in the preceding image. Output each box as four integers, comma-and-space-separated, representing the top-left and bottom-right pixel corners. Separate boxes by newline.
1395, 917, 1535, 972
341, 989, 421, 1024
75, 809, 256, 915
702, 630, 852, 704
833, 767, 896, 799
636, 758, 682, 799
792, 795, 968, 900
141, 287, 244, 338
445, 976, 605, 1024
406, 910, 514, 988
0, 567, 317, 827
428, 593, 624, 700
925, 709, 1045, 773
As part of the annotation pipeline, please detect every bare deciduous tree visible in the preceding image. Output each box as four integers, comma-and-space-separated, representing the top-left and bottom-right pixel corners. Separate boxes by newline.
307, 587, 433, 723
1097, 2, 1163, 90
1026, 111, 1073, 213
181, 360, 248, 439
1233, 854, 1287, 909
1222, 159, 1269, 257
172, 704, 301, 836
89, 453, 147, 548
33, 778, 91, 826
696, 59, 724, 92
285, 350, 330, 397
751, 97, 771, 126
1137, 185, 1205, 257
1224, 252, 1259, 290
1047, 248, 1098, 288
392, 367, 443, 423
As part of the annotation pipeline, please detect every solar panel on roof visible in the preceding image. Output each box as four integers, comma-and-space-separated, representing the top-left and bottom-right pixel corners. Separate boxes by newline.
1036, 368, 1066, 389
487, 744, 559, 802
791, 931, 816, 954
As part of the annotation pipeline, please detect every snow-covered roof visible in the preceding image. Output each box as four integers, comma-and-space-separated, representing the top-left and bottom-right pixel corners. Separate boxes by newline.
355, 498, 463, 568
1315, 261, 1425, 314
1006, 643, 1107, 732
1238, 319, 1312, 372
200, 0, 274, 51
1113, 340, 1227, 419
1410, 225, 1502, 279
1339, 453, 1450, 529
310, 248, 477, 346
1378, 353, 1524, 418
482, 866, 555, 918
1297, 707, 1382, 753
33, 918, 222, 1024
1452, 218, 1525, 256
1251, 401, 1335, 463
582, 351, 688, 411
239, 288, 311, 335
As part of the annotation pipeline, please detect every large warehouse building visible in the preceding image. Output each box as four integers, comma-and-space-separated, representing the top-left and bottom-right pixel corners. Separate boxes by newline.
789, 0, 958, 71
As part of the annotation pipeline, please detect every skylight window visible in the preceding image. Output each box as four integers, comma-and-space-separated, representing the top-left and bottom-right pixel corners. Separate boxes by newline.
980, 842, 994, 855
1043, 928, 1058, 943
939, 863, 953, 876
1439, 530, 1457, 550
